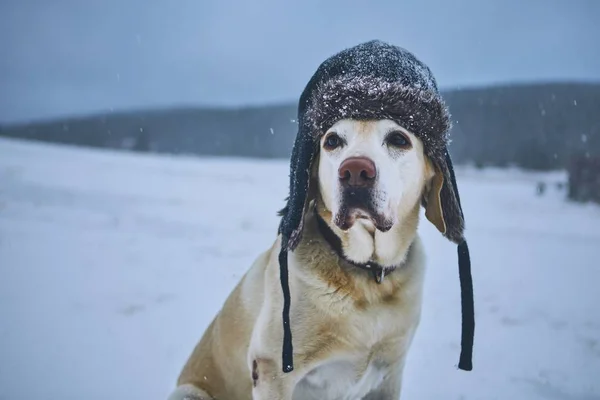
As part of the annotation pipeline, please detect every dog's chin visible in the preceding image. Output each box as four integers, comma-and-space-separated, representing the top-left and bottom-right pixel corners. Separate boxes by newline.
333, 208, 393, 233
332, 187, 393, 233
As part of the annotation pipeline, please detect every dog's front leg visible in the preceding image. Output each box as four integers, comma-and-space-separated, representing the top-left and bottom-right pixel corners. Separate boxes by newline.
250, 358, 297, 400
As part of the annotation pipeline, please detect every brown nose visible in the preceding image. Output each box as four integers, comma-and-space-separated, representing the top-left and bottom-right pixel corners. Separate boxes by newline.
338, 157, 377, 187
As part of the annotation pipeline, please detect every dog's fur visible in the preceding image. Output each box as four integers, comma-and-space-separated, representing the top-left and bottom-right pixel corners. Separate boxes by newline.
168, 118, 447, 400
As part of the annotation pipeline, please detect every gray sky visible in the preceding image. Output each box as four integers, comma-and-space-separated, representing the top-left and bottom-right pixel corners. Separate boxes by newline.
1, 0, 599, 123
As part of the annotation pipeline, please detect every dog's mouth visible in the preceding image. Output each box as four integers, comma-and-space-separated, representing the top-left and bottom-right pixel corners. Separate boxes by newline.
333, 188, 393, 232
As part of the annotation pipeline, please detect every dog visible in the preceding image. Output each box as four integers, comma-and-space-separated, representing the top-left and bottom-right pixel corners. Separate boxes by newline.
167, 40, 474, 400
168, 119, 446, 400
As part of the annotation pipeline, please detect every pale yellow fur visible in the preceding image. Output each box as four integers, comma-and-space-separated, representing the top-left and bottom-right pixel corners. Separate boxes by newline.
168, 119, 444, 400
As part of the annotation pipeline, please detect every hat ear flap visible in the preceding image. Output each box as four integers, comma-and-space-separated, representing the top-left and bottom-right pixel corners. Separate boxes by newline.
439, 150, 466, 244
423, 151, 465, 244
288, 152, 319, 249
424, 163, 447, 235
279, 131, 318, 251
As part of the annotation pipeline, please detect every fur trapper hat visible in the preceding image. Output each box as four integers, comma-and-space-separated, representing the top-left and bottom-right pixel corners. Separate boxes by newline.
277, 40, 474, 373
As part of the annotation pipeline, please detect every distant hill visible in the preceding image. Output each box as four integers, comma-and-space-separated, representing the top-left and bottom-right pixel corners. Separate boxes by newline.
0, 104, 298, 159
1, 82, 599, 170
442, 82, 600, 170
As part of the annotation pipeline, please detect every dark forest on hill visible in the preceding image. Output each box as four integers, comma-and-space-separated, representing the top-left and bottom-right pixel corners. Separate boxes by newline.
2, 82, 599, 171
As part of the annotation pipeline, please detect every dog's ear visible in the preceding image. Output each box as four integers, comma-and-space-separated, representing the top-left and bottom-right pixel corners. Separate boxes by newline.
424, 161, 447, 235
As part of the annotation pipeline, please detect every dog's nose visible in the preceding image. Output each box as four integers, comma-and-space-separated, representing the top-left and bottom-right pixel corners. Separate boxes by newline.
338, 157, 377, 187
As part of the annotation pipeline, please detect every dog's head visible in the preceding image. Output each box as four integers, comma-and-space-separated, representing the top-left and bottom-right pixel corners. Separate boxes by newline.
316, 118, 443, 236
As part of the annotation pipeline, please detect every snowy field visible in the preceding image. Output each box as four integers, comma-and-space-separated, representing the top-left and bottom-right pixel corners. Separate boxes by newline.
1, 136, 599, 400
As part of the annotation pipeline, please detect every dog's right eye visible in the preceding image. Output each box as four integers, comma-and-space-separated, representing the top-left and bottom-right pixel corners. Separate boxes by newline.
324, 133, 342, 150
386, 131, 412, 149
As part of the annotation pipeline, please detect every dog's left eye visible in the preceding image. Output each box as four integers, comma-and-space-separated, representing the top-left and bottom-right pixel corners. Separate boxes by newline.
386, 131, 411, 149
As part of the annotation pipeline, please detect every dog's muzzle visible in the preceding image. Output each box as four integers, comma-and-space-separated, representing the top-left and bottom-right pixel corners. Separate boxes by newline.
335, 156, 392, 231
338, 157, 377, 189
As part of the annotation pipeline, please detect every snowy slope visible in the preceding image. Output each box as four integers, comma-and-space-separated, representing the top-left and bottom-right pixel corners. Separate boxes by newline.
0, 137, 599, 400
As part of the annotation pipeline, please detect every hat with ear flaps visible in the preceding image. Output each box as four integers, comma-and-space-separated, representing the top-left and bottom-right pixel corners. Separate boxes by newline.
277, 40, 474, 373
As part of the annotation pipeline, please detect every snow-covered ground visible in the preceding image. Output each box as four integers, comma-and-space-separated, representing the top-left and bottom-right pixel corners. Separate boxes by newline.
1, 137, 599, 400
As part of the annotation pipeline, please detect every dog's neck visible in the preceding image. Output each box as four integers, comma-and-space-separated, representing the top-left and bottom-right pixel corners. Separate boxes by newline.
313, 199, 420, 283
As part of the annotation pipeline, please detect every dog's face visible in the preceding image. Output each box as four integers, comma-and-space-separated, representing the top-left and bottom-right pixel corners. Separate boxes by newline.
317, 119, 433, 233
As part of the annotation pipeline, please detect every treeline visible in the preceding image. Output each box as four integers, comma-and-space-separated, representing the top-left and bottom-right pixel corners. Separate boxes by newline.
0, 104, 297, 159
443, 82, 600, 170
1, 82, 599, 171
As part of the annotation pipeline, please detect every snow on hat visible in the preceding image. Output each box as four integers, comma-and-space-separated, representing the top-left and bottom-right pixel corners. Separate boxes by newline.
277, 40, 474, 373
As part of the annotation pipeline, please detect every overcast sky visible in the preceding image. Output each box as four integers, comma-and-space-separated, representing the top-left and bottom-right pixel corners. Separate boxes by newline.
1, 0, 599, 123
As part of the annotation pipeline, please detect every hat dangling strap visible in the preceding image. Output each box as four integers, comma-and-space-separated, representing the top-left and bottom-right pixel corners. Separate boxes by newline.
457, 240, 474, 371
278, 244, 294, 373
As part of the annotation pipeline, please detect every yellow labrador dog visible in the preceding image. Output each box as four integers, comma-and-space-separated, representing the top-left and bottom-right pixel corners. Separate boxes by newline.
168, 40, 474, 400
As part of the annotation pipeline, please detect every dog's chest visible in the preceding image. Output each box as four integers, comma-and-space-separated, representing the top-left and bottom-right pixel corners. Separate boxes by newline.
293, 314, 400, 399
295, 357, 389, 400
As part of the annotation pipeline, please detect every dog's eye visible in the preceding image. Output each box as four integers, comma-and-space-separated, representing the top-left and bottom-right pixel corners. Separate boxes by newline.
386, 131, 411, 149
324, 133, 342, 150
